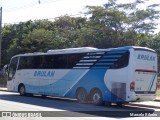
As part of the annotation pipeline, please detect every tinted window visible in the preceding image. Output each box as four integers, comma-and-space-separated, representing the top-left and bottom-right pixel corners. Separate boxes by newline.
17, 53, 85, 69
110, 51, 129, 69
33, 56, 41, 68
18, 56, 41, 69
53, 55, 68, 69
42, 55, 54, 69
18, 57, 27, 69
8, 57, 18, 80
68, 53, 85, 68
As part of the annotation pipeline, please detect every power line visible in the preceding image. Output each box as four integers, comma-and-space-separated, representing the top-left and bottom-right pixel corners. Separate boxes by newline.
2, 13, 86, 25
38, 0, 41, 4
0, 7, 2, 66
3, 0, 64, 12
1, 0, 86, 25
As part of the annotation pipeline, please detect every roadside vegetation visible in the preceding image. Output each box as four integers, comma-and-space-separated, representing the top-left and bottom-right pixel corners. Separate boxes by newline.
157, 78, 160, 97
0, 0, 160, 74
157, 89, 160, 97
1, 0, 160, 68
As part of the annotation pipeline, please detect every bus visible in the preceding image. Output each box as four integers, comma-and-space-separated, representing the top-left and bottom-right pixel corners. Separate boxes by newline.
7, 46, 158, 105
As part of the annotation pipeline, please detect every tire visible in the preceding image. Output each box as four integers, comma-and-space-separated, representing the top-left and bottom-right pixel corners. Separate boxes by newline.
90, 89, 103, 105
42, 95, 47, 98
105, 102, 111, 106
19, 85, 26, 96
117, 103, 123, 107
27, 93, 33, 97
76, 88, 87, 103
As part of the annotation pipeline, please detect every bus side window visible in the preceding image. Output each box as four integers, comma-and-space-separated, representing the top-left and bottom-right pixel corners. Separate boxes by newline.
18, 57, 27, 69
110, 51, 129, 69
68, 54, 77, 68
54, 55, 67, 69
39, 56, 46, 69
8, 57, 18, 80
67, 53, 85, 68
32, 56, 41, 69
45, 55, 54, 69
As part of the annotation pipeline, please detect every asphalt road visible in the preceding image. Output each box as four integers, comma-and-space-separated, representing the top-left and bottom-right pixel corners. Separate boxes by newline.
0, 91, 160, 120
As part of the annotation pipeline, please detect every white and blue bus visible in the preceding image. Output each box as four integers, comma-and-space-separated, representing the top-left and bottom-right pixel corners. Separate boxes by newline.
7, 46, 158, 105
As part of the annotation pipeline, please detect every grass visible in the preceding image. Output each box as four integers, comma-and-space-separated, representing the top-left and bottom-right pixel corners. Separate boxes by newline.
157, 88, 160, 97
157, 77, 160, 97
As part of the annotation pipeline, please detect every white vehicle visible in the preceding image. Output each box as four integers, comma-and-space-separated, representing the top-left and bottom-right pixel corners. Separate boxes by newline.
7, 46, 158, 105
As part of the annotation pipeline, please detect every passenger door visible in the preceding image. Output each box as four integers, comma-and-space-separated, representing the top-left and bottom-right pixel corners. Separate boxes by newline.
7, 57, 19, 91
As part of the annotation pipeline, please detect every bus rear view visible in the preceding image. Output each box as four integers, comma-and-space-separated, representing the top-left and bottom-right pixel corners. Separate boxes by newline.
133, 47, 157, 101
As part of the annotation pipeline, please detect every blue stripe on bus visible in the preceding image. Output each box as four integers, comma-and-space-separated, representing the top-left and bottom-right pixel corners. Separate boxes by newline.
149, 73, 157, 91
102, 55, 122, 58
95, 63, 114, 65
107, 51, 127, 54
92, 66, 110, 69
95, 52, 105, 55
64, 69, 110, 100
25, 69, 88, 96
99, 59, 118, 62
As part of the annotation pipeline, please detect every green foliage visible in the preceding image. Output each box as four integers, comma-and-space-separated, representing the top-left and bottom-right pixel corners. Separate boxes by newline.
1, 0, 160, 69
157, 88, 160, 97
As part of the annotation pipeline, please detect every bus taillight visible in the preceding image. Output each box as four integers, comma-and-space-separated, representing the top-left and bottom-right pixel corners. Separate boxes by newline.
130, 81, 135, 92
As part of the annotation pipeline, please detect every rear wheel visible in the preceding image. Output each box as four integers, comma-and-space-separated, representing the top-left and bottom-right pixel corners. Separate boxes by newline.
117, 102, 123, 107
42, 95, 47, 98
19, 85, 26, 96
27, 93, 33, 97
76, 88, 87, 103
90, 89, 103, 105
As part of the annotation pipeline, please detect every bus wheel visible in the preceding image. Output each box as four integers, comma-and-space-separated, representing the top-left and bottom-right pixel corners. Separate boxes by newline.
117, 103, 123, 107
90, 89, 103, 105
19, 84, 26, 96
76, 88, 87, 103
42, 95, 47, 98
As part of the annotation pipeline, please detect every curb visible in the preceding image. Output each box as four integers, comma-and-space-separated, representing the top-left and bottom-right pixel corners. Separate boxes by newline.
154, 99, 160, 102
0, 87, 7, 91
128, 103, 160, 109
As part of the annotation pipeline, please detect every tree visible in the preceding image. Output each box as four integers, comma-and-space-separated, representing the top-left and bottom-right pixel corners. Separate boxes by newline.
84, 0, 160, 48
1, 0, 160, 66
2, 24, 17, 65
145, 33, 160, 71
2, 20, 56, 64
8, 29, 56, 53
52, 16, 87, 48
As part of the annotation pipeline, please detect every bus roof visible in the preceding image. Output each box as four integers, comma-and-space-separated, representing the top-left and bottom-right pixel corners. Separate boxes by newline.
47, 47, 98, 54
12, 46, 156, 58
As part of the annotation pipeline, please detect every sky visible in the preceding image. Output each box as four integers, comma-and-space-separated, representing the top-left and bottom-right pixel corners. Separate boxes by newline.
0, 0, 109, 24
0, 0, 160, 29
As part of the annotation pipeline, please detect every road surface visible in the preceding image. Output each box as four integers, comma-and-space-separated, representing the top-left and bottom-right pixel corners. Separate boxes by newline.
0, 91, 160, 120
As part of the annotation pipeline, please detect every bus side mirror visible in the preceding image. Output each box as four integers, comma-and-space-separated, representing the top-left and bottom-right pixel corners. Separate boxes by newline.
3, 64, 8, 73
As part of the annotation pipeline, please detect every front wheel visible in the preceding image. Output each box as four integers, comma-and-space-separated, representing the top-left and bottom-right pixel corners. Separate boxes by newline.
19, 85, 26, 96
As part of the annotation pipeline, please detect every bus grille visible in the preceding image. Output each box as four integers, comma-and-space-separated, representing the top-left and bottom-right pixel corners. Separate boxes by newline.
111, 82, 126, 101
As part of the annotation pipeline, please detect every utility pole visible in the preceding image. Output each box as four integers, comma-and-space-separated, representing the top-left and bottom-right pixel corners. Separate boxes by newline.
0, 7, 2, 67
38, 0, 41, 4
